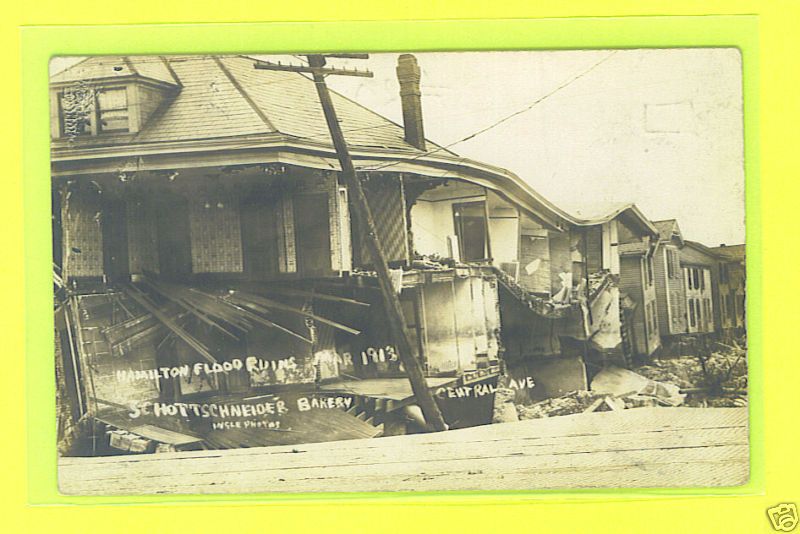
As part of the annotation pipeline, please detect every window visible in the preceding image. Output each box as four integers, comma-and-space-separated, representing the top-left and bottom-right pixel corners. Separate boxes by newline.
453, 201, 488, 262
703, 298, 712, 330
59, 87, 94, 137
97, 88, 129, 133
646, 255, 654, 286
688, 298, 697, 327
667, 248, 681, 279
59, 86, 129, 136
727, 292, 736, 320
721, 295, 728, 321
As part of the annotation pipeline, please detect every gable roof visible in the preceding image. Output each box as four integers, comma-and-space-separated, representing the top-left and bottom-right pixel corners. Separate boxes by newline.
653, 219, 684, 245
711, 244, 746, 262
558, 200, 658, 235
683, 240, 726, 261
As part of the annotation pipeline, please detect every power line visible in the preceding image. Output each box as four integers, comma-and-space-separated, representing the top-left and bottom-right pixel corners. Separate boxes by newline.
356, 51, 619, 172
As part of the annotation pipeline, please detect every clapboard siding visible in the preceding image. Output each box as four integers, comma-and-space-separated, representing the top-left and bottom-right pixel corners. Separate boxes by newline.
619, 255, 646, 353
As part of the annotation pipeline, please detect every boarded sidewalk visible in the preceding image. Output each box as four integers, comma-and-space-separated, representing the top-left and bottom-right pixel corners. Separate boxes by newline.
58, 407, 748, 495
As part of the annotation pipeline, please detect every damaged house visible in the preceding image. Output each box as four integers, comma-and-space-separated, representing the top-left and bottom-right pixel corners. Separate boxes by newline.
549, 203, 661, 367
51, 54, 593, 454
51, 53, 728, 456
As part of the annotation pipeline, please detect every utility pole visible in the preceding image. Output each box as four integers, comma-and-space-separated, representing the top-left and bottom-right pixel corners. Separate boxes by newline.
254, 54, 448, 432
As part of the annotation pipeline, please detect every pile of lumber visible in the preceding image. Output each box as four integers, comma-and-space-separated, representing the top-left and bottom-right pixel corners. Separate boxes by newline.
113, 277, 365, 364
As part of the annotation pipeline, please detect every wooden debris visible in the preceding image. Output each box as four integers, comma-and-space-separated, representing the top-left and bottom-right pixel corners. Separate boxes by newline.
124, 284, 218, 365
225, 290, 361, 335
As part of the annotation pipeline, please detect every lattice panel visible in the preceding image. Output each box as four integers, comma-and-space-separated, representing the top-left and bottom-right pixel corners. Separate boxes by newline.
188, 192, 244, 273
358, 174, 409, 265
63, 189, 104, 278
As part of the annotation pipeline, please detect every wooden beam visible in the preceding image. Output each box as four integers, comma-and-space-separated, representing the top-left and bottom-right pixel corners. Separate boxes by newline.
124, 285, 218, 365
226, 291, 361, 336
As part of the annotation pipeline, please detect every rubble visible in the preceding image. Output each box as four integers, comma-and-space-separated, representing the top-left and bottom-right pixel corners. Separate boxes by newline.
634, 345, 748, 408
516, 390, 610, 420
492, 387, 519, 423
591, 366, 686, 407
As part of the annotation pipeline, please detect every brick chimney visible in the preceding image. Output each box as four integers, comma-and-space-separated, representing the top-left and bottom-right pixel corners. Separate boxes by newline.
396, 54, 426, 151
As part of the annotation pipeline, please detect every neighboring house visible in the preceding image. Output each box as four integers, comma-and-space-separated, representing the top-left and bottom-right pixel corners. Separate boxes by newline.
681, 241, 720, 334
710, 244, 746, 335
652, 219, 688, 339
560, 203, 661, 363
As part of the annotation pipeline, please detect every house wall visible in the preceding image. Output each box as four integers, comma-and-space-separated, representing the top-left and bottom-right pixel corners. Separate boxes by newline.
728, 262, 746, 329
603, 221, 620, 275
654, 242, 687, 336
131, 84, 170, 132
418, 274, 500, 375
486, 190, 519, 267
683, 266, 714, 333
518, 215, 550, 294
62, 187, 105, 279
127, 197, 160, 274
409, 181, 485, 260
581, 222, 620, 276
188, 190, 244, 273
681, 245, 718, 333
619, 255, 660, 356
642, 265, 660, 353
548, 230, 572, 296
355, 174, 409, 266
619, 255, 645, 354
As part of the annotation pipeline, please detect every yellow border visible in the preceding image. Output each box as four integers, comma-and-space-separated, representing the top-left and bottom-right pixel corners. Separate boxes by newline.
6, 2, 798, 531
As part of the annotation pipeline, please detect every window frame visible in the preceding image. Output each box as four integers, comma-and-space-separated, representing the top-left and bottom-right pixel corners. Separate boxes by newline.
58, 84, 130, 137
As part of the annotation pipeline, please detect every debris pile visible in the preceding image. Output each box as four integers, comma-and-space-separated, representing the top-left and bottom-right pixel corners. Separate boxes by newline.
511, 341, 748, 420
516, 390, 610, 419
492, 387, 520, 423
591, 366, 686, 407
634, 343, 747, 407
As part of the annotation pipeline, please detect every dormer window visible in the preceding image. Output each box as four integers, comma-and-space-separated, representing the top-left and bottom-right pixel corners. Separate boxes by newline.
51, 56, 182, 140
97, 88, 129, 133
58, 86, 129, 137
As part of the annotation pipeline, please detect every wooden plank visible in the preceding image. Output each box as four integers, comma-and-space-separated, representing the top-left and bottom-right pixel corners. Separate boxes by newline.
226, 291, 361, 335
58, 408, 748, 494
124, 285, 218, 364
128, 425, 204, 447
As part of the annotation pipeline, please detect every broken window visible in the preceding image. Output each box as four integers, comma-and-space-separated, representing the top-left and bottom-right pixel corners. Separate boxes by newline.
453, 201, 488, 262
59, 86, 94, 137
59, 86, 129, 136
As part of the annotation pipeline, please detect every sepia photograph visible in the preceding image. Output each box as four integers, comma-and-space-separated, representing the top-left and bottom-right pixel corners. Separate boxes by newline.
50, 49, 747, 495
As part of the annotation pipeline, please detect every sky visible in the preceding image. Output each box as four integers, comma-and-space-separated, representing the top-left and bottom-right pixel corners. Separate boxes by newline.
51, 49, 745, 245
